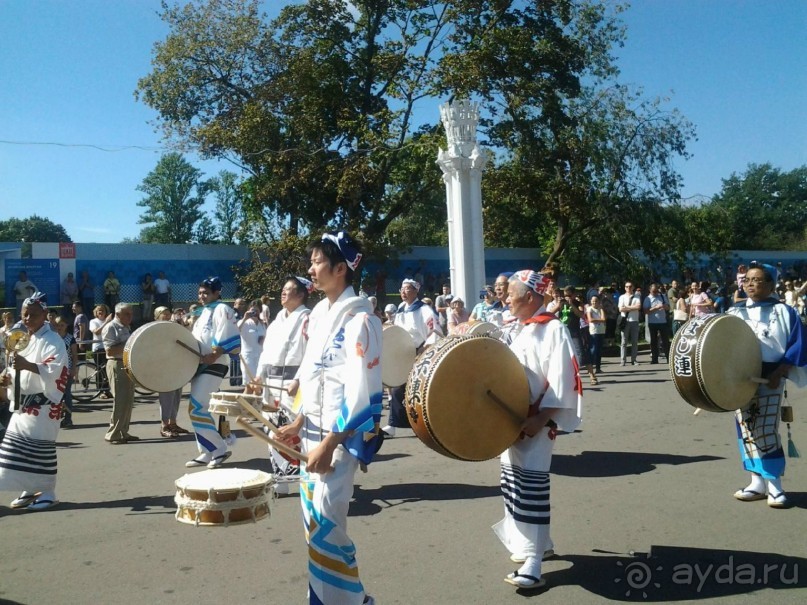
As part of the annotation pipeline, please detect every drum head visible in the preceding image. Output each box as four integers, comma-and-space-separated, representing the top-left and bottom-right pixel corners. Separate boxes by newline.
697, 315, 761, 410
176, 468, 273, 494
416, 336, 529, 460
125, 321, 200, 392
382, 325, 416, 387
670, 314, 762, 412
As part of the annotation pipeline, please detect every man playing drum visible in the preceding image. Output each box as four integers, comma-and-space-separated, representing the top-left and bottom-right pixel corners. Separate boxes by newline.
276, 231, 382, 605
383, 278, 443, 437
0, 293, 68, 511
494, 271, 583, 590
251, 276, 312, 493
727, 263, 807, 508
186, 277, 241, 469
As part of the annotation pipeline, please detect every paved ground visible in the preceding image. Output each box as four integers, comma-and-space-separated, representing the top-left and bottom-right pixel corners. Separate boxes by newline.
1, 351, 806, 604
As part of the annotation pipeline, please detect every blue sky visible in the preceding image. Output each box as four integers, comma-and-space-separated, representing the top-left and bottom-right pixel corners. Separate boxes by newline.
1, 0, 805, 243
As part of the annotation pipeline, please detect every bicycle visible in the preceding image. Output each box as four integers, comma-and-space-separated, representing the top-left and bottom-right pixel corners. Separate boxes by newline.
73, 359, 153, 402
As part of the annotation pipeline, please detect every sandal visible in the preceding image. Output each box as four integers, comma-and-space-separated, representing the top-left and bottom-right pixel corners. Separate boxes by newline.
10, 492, 40, 509
160, 427, 178, 438
169, 423, 190, 434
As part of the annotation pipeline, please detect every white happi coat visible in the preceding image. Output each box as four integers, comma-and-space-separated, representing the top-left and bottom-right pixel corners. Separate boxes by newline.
0, 323, 68, 493
296, 286, 383, 605
493, 308, 582, 563
394, 299, 443, 349
257, 305, 310, 412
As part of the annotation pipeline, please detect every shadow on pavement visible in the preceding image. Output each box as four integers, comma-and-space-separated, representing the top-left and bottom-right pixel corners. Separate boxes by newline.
539, 545, 806, 600
349, 482, 500, 517
552, 451, 724, 478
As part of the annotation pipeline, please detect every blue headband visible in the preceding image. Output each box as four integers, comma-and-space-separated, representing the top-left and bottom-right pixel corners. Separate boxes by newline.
321, 231, 362, 271
294, 276, 315, 293
201, 276, 222, 292
751, 262, 779, 284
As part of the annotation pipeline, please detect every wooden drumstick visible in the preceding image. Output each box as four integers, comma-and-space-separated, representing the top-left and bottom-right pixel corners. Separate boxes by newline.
236, 395, 282, 435
486, 389, 526, 427
175, 339, 201, 358
236, 416, 308, 463
749, 377, 769, 384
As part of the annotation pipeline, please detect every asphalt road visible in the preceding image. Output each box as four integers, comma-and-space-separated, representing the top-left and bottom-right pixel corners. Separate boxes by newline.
1, 352, 806, 604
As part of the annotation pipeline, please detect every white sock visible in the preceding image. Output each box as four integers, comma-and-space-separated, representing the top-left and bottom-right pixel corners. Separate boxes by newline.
744, 473, 765, 493
518, 556, 541, 579
766, 477, 784, 497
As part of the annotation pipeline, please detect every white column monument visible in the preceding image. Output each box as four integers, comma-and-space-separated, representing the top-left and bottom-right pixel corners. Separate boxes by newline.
436, 100, 488, 311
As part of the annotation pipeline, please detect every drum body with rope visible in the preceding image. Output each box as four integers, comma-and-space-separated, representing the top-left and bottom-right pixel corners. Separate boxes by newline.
669, 314, 761, 412
174, 468, 275, 527
123, 321, 199, 392
404, 334, 530, 461
381, 324, 416, 387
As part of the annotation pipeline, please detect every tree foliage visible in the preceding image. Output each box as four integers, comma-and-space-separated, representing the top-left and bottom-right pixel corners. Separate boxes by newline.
0, 215, 71, 242
136, 152, 210, 243
209, 170, 246, 244
706, 163, 807, 250
136, 0, 699, 281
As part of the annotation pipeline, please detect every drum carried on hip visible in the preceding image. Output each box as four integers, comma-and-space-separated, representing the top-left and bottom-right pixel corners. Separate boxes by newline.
381, 324, 416, 387
174, 468, 275, 527
123, 321, 199, 392
405, 334, 529, 461
669, 314, 762, 413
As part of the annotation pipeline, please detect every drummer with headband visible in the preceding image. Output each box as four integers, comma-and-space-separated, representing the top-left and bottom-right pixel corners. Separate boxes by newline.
383, 277, 443, 437
727, 262, 807, 508
251, 276, 312, 493
494, 270, 583, 590
0, 292, 68, 511
276, 231, 382, 605
186, 276, 241, 469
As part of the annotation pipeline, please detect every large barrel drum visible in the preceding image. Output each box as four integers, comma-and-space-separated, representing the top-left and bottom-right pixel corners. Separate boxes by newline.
404, 334, 529, 461
669, 314, 761, 412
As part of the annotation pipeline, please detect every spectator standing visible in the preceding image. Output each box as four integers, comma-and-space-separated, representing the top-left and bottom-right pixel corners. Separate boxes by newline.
586, 295, 606, 374
53, 317, 79, 428
434, 283, 453, 333
103, 271, 121, 312
238, 300, 266, 383
72, 302, 89, 352
643, 283, 670, 364
618, 281, 642, 366
89, 305, 112, 399
688, 281, 713, 318
60, 272, 78, 319
78, 271, 95, 314
153, 271, 171, 309
141, 273, 156, 323
447, 298, 470, 334
229, 298, 249, 386
13, 271, 37, 320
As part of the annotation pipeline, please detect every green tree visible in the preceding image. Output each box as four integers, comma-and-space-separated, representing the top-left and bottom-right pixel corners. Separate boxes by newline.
0, 215, 71, 242
209, 171, 245, 243
136, 153, 209, 243
136, 0, 695, 277
708, 163, 807, 250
